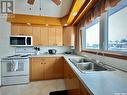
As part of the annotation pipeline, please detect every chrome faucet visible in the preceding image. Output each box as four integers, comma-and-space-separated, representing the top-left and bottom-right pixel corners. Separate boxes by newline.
98, 51, 105, 65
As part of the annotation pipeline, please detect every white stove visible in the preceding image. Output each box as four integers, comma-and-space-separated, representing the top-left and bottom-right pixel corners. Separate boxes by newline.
1, 54, 30, 86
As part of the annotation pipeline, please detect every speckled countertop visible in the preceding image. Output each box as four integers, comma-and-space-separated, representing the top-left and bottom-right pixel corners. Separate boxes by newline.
30, 54, 127, 95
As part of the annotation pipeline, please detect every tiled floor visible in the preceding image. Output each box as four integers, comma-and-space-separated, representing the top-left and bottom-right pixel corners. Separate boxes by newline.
0, 79, 66, 95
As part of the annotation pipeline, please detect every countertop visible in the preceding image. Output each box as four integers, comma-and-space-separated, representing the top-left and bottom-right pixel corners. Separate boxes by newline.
30, 54, 127, 95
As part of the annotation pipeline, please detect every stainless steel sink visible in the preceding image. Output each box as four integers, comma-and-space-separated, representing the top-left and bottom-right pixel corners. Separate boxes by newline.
76, 62, 115, 73
69, 58, 115, 73
69, 58, 90, 64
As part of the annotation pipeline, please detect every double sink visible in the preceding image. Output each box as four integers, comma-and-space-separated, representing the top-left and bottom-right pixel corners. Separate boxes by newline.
69, 58, 115, 73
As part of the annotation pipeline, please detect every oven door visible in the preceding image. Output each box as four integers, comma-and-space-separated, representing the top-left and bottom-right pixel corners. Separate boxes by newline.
1, 59, 29, 76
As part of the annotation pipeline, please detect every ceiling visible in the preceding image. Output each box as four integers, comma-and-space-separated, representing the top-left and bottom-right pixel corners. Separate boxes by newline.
14, 0, 73, 17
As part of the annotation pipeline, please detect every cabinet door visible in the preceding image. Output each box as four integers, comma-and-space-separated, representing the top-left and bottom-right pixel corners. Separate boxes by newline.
53, 57, 64, 78
48, 27, 56, 46
40, 26, 49, 45
64, 60, 70, 90
22, 24, 32, 36
11, 24, 21, 35
63, 26, 75, 46
32, 25, 41, 46
64, 60, 80, 95
44, 58, 56, 79
55, 27, 63, 46
80, 82, 90, 95
30, 58, 44, 81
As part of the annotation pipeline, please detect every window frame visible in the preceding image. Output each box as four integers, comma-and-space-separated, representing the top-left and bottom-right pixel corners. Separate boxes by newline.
81, 17, 100, 50
81, 0, 127, 55
107, 2, 127, 53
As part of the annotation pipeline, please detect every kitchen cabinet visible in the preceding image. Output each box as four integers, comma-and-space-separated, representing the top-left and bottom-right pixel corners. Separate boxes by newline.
11, 24, 32, 35
11, 24, 22, 35
30, 58, 44, 81
64, 60, 80, 95
11, 24, 63, 46
55, 26, 63, 46
40, 27, 49, 45
48, 27, 56, 46
63, 26, 75, 47
30, 57, 64, 81
80, 82, 90, 95
48, 26, 63, 46
21, 24, 32, 35
32, 25, 41, 46
64, 60, 90, 95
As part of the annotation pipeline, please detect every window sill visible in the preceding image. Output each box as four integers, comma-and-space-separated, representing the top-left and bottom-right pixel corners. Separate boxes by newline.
81, 50, 127, 60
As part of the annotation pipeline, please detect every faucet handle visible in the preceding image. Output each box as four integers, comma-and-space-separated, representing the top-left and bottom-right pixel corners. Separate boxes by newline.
90, 59, 97, 63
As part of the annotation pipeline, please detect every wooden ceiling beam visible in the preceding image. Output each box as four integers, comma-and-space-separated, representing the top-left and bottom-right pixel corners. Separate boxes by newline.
67, 0, 87, 25
72, 0, 98, 25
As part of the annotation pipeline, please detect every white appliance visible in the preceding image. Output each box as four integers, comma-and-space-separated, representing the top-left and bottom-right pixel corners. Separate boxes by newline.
1, 55, 29, 85
10, 35, 32, 46
0, 60, 1, 86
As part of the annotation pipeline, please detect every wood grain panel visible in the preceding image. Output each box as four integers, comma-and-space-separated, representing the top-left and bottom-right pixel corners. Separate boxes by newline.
30, 58, 44, 81
7, 14, 62, 26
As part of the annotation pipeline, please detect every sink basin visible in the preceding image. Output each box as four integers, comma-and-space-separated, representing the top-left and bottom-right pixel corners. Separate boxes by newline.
69, 58, 90, 64
77, 62, 115, 73
69, 58, 115, 73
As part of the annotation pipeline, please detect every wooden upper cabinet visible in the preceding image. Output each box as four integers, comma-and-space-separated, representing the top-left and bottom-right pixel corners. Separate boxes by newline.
63, 26, 75, 47
32, 25, 41, 46
55, 27, 63, 46
11, 24, 32, 35
11, 23, 63, 46
48, 26, 56, 46
40, 26, 49, 46
11, 24, 22, 35
22, 24, 32, 36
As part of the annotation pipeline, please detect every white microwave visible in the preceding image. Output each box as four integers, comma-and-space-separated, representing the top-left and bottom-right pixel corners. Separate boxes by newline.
10, 35, 33, 46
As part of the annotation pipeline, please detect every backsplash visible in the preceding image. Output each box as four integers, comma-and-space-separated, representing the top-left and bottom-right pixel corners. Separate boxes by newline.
15, 46, 70, 54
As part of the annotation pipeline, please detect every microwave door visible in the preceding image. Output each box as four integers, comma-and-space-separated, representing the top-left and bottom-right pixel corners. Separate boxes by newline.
10, 37, 26, 45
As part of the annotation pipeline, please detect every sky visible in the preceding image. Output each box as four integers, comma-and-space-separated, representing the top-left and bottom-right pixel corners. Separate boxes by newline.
108, 7, 127, 41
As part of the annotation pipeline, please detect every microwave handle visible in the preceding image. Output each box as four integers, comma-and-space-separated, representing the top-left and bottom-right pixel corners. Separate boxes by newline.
25, 37, 27, 45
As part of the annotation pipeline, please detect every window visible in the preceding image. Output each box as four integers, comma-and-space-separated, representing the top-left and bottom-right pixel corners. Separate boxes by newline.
108, 1, 127, 52
82, 19, 100, 50
81, 0, 127, 54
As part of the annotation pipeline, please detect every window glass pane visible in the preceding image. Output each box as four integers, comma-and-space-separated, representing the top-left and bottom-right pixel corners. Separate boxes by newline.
86, 22, 100, 49
82, 21, 100, 50
108, 6, 127, 51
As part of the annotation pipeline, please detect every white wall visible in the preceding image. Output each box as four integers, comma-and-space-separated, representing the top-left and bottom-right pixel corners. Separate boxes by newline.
0, 17, 16, 86
14, 0, 73, 17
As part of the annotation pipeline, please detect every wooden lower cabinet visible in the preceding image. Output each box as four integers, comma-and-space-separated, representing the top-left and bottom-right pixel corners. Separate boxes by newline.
30, 57, 90, 95
30, 57, 63, 81
80, 82, 90, 95
64, 60, 90, 95
30, 58, 44, 81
